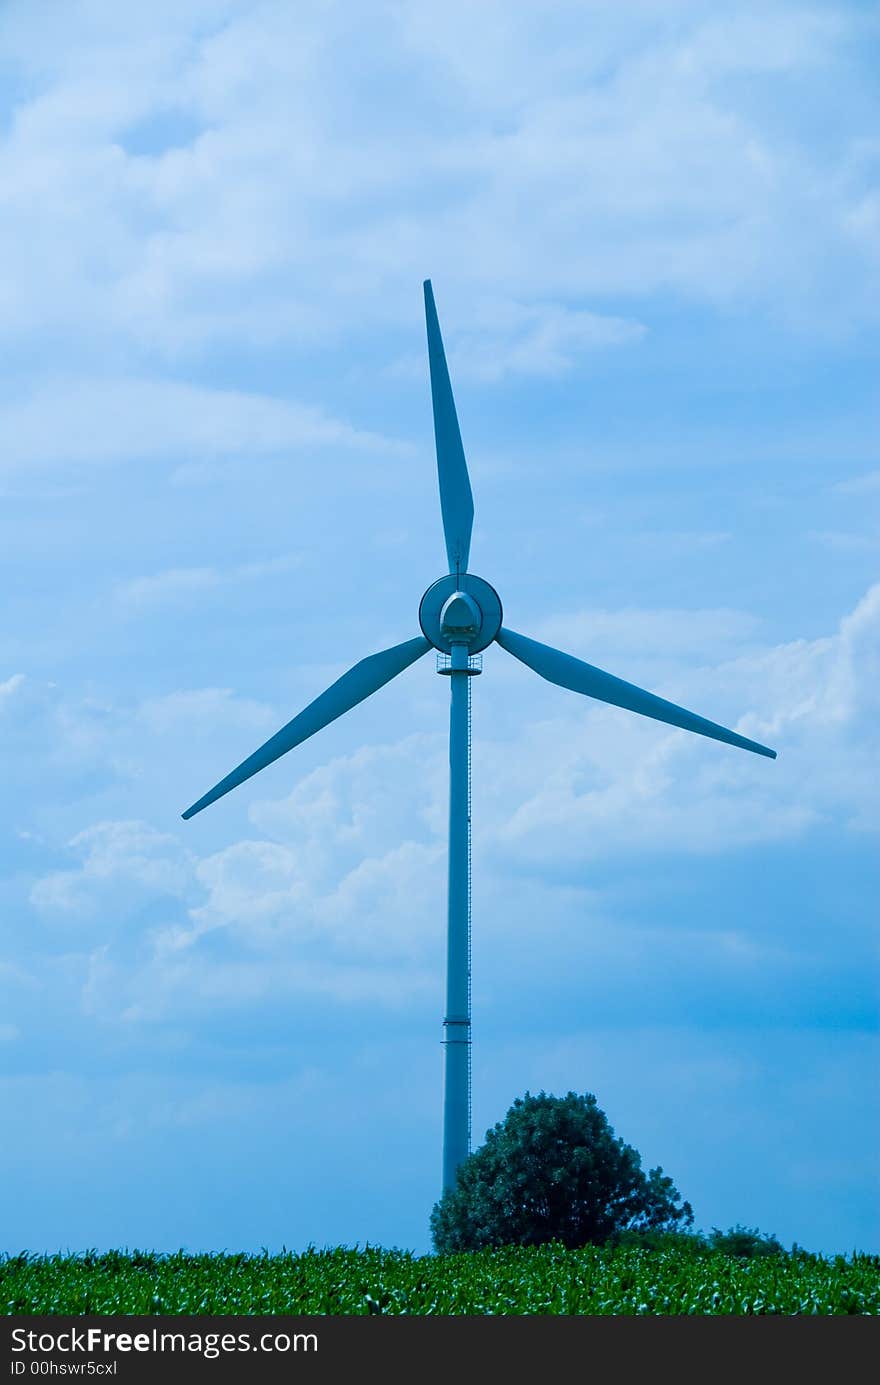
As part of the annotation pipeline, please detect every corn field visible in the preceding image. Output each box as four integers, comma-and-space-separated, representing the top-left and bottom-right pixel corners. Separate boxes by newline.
3, 1243, 878, 1315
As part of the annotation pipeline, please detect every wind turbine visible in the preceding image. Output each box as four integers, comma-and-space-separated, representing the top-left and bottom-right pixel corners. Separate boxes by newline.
182, 280, 777, 1194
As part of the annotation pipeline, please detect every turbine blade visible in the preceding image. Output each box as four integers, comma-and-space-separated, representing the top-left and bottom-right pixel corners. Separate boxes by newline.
496, 626, 777, 759
182, 635, 432, 819
424, 279, 474, 576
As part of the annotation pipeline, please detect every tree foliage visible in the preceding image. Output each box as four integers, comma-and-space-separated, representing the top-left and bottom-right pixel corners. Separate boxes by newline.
431, 1090, 693, 1253
707, 1225, 785, 1258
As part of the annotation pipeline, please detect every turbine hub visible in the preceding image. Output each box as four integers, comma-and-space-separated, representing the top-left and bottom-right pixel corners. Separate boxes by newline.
419, 572, 503, 653
440, 591, 481, 642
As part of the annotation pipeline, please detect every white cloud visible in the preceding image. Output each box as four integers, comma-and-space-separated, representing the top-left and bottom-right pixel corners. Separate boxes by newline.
115, 552, 303, 610
117, 566, 220, 608
248, 734, 447, 847
0, 0, 875, 375
398, 300, 646, 383
0, 378, 402, 475
536, 606, 761, 668
808, 530, 876, 553
0, 674, 26, 703
165, 734, 449, 961
30, 820, 192, 920
483, 584, 880, 865
13, 584, 880, 997
136, 687, 276, 739
82, 930, 437, 1024
15, 583, 872, 1026
171, 833, 444, 961
834, 470, 880, 496
18, 584, 880, 936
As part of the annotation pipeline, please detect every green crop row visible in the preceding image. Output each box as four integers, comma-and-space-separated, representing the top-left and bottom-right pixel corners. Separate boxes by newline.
3, 1243, 878, 1316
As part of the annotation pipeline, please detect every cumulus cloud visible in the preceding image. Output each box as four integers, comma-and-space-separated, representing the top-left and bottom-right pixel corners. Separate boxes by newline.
115, 552, 302, 611
14, 584, 875, 1027
116, 566, 220, 609
0, 674, 26, 703
0, 378, 402, 476
16, 587, 880, 904
135, 686, 277, 740
0, 0, 875, 376
481, 584, 880, 866
82, 943, 434, 1024
536, 606, 762, 668
393, 300, 645, 383
834, 470, 880, 496
166, 734, 449, 962
30, 820, 193, 921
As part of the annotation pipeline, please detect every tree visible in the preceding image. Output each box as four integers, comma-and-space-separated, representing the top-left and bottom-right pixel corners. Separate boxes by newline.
431, 1090, 693, 1252
708, 1225, 785, 1257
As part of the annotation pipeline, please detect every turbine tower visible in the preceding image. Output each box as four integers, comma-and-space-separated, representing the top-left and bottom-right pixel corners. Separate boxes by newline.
182, 280, 776, 1194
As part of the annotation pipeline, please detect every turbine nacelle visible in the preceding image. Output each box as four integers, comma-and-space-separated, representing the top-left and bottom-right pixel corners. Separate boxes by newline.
419, 573, 503, 653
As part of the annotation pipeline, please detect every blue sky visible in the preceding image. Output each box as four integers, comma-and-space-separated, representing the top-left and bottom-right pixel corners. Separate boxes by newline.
1, 0, 878, 1257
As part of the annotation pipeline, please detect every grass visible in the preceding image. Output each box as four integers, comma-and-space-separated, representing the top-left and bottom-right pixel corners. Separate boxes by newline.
3, 1242, 878, 1315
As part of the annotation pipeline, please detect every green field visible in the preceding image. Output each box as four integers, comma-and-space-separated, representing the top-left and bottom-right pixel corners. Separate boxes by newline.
3, 1243, 878, 1315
